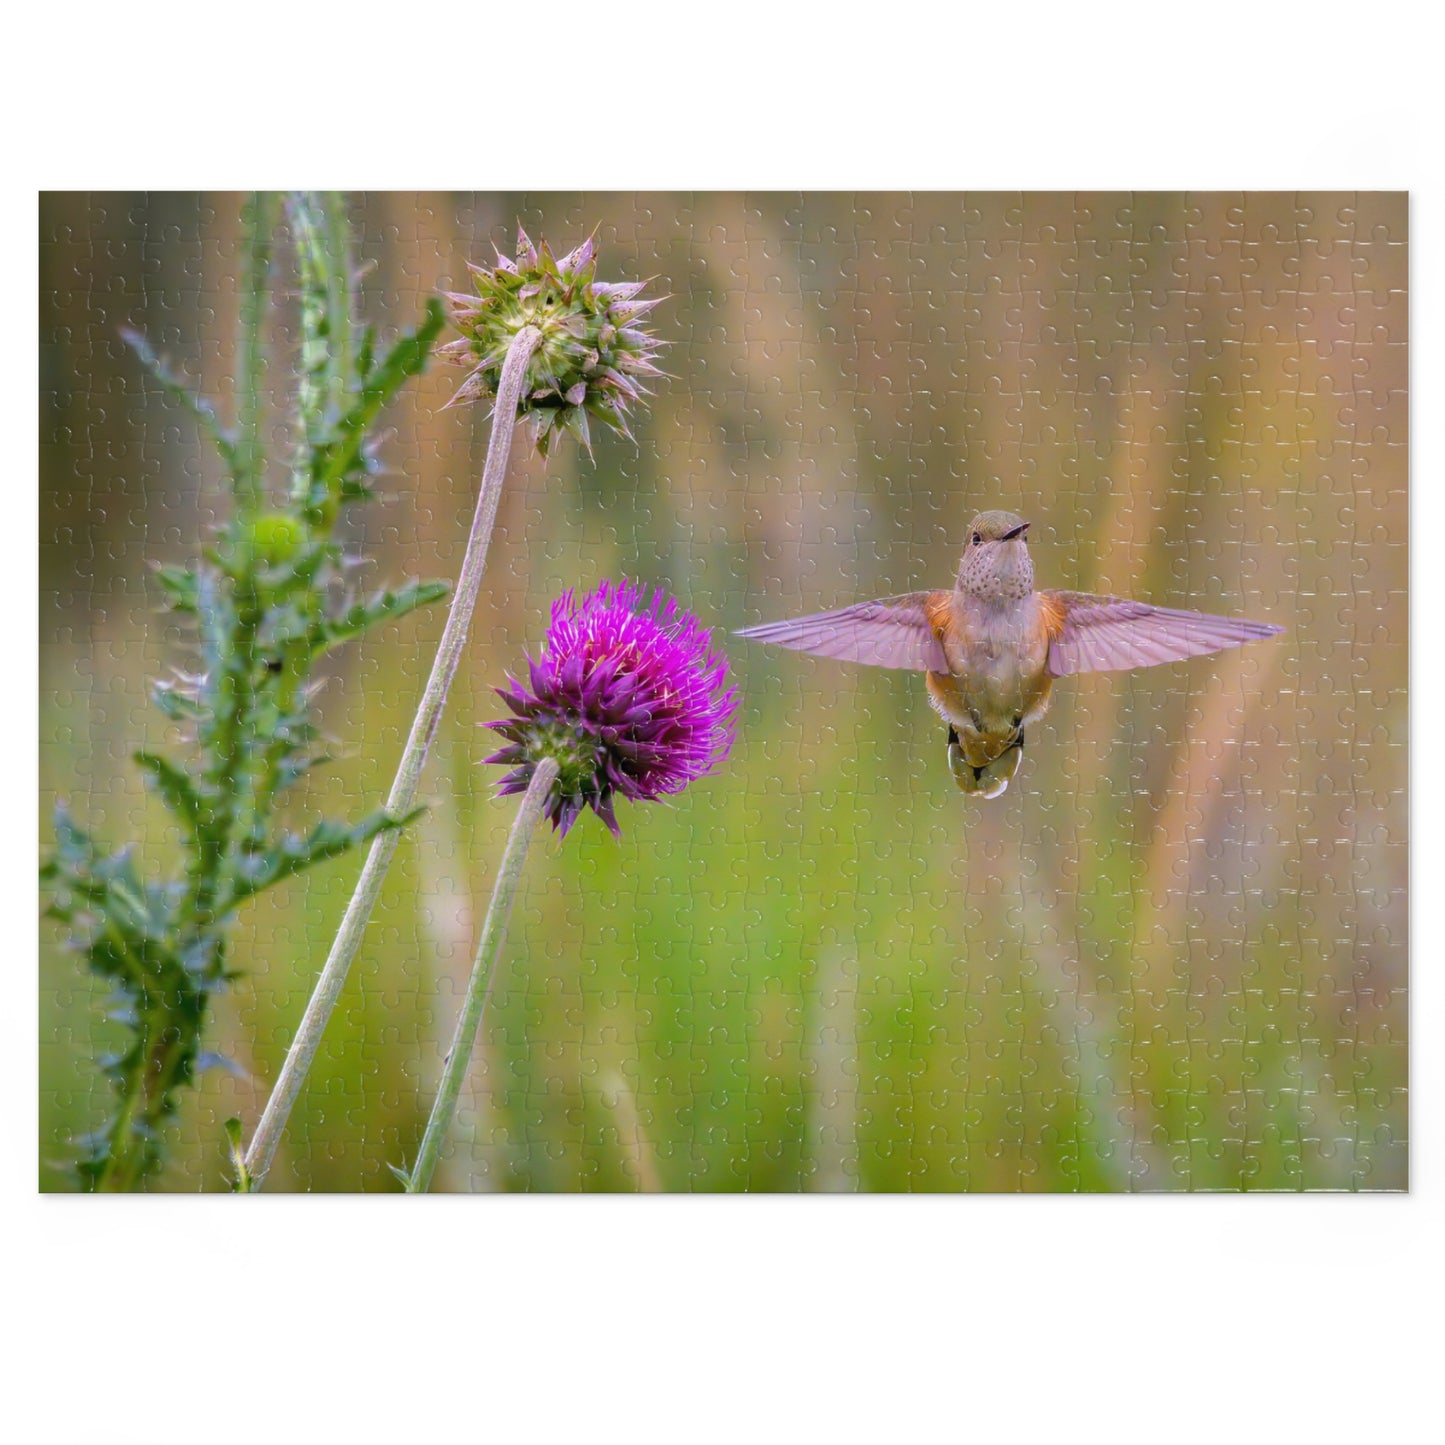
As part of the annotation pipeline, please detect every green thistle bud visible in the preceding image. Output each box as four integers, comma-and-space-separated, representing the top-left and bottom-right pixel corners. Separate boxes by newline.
439, 226, 665, 458
243, 512, 305, 572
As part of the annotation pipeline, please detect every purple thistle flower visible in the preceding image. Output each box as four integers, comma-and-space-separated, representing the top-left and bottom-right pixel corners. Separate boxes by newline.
483, 580, 739, 837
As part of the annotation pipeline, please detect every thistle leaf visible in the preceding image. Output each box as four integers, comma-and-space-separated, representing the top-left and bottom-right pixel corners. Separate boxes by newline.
152, 563, 201, 614
134, 750, 205, 839
121, 328, 243, 478
317, 298, 446, 499
307, 579, 450, 655
152, 679, 210, 724
225, 805, 426, 909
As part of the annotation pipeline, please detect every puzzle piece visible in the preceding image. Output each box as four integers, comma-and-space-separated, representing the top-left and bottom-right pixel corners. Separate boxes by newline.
38, 192, 1406, 1191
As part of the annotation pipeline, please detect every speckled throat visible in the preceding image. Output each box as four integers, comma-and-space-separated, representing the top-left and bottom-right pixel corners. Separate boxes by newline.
956, 511, 1035, 603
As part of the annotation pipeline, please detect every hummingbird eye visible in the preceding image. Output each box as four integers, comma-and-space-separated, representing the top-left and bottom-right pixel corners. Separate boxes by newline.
971, 532, 983, 547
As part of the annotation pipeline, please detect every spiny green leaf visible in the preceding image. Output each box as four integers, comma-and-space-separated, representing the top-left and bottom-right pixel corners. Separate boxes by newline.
44, 812, 186, 978
41, 803, 93, 889
153, 563, 201, 614
121, 328, 242, 477
194, 567, 233, 680
135, 750, 205, 838
386, 1162, 413, 1189
275, 749, 331, 796
337, 475, 378, 504
357, 324, 376, 381
310, 579, 450, 654
317, 298, 446, 498
363, 297, 446, 402
225, 804, 426, 909
151, 679, 210, 724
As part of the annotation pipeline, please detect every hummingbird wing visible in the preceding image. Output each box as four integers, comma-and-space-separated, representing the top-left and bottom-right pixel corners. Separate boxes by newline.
736, 591, 950, 671
1040, 590, 1284, 676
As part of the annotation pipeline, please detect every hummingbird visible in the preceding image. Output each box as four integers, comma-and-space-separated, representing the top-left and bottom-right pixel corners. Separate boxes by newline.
737, 510, 1284, 798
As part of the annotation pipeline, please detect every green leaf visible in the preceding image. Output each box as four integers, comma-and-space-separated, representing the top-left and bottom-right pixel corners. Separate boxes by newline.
194, 567, 233, 681
42, 808, 166, 945
41, 803, 92, 895
309, 579, 450, 655
151, 680, 209, 724
386, 1162, 413, 1189
316, 298, 446, 498
121, 328, 242, 477
224, 1116, 253, 1192
225, 805, 426, 909
198, 1052, 250, 1079
356, 325, 376, 381
153, 563, 201, 614
274, 747, 331, 797
337, 474, 378, 504
364, 297, 447, 404
135, 750, 205, 839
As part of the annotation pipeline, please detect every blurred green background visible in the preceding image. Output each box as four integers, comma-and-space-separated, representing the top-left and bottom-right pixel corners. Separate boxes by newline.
39, 192, 1406, 1191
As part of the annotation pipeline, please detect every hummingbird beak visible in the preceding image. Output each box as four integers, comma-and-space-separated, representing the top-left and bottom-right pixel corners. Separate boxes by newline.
1002, 521, 1031, 541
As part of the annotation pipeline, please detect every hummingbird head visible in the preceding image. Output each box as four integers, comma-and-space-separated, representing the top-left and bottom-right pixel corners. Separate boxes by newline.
957, 510, 1034, 600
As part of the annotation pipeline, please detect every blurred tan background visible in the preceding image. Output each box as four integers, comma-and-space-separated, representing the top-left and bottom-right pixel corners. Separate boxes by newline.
39, 192, 1406, 1189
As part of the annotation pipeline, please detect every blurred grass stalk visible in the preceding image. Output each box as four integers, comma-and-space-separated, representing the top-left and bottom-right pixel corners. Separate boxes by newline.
242, 324, 542, 1187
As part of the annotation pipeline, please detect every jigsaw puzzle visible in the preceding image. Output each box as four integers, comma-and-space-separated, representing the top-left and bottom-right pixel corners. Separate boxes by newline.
38, 191, 1407, 1191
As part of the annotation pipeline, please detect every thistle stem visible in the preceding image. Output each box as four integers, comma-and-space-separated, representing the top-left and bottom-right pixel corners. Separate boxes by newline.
242, 324, 542, 1188
233, 192, 273, 516
405, 756, 558, 1193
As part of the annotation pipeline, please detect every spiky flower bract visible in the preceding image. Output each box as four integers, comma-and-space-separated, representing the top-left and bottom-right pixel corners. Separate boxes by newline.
440, 226, 665, 458
485, 580, 738, 837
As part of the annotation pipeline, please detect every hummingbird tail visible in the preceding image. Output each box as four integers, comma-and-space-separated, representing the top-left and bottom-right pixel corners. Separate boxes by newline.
946, 728, 1024, 800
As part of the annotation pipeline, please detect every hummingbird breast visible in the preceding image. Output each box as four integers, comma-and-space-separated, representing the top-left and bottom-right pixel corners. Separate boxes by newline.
925, 592, 1054, 768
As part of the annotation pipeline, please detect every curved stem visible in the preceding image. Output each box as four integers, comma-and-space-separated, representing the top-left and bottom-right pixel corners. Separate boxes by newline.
242, 324, 542, 1188
406, 757, 558, 1193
